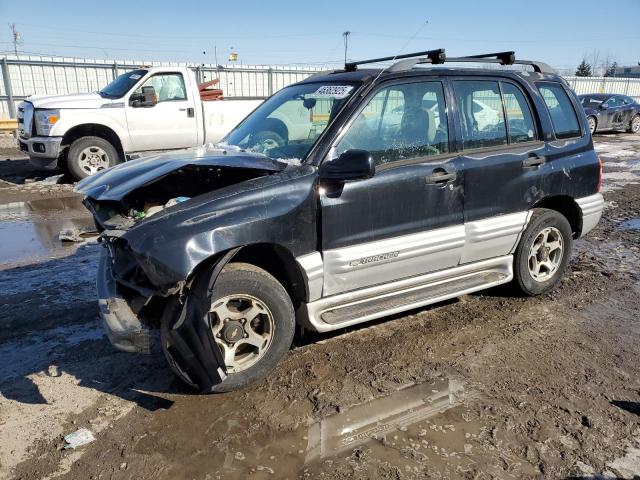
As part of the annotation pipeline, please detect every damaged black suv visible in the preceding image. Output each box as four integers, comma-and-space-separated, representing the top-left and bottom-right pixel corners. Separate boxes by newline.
77, 49, 604, 392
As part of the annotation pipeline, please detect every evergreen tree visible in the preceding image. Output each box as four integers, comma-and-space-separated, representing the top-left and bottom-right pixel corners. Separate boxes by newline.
575, 59, 592, 77
604, 62, 618, 77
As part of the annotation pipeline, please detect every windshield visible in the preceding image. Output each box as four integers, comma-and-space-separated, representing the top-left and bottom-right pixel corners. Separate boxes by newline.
580, 96, 606, 108
99, 69, 147, 98
222, 82, 358, 161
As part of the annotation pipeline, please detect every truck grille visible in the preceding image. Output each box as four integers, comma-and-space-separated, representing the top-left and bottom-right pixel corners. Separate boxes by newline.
17, 101, 34, 139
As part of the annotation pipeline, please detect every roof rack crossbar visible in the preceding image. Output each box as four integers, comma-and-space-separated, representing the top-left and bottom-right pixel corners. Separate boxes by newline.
345, 49, 556, 75
345, 48, 445, 71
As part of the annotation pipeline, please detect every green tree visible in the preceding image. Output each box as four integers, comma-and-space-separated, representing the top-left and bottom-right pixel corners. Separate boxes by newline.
575, 59, 592, 77
604, 61, 618, 77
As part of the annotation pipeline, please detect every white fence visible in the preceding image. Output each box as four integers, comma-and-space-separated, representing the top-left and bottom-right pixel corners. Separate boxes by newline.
0, 55, 324, 117
2, 55, 640, 118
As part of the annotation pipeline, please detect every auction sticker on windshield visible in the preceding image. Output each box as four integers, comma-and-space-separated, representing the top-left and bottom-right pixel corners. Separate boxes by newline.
313, 85, 354, 98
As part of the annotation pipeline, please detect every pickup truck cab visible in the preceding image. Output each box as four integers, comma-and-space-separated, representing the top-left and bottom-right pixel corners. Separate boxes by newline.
76, 49, 604, 393
17, 66, 261, 179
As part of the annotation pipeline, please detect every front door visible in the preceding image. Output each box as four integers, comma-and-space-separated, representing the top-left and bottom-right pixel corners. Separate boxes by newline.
319, 79, 464, 296
125, 71, 199, 152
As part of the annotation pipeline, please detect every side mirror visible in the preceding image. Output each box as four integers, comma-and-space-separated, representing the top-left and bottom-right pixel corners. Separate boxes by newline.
130, 86, 158, 107
319, 149, 375, 182
600, 103, 608, 110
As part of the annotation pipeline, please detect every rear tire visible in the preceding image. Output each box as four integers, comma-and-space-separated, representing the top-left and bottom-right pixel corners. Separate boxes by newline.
513, 209, 573, 296
162, 262, 295, 393
627, 114, 640, 134
66, 136, 119, 180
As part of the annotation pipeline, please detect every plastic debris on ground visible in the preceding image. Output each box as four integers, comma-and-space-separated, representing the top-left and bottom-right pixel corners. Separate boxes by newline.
63, 428, 95, 449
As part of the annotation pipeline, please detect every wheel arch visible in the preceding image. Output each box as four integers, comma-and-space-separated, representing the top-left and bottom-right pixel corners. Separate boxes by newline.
188, 243, 308, 310
62, 123, 125, 157
532, 195, 582, 238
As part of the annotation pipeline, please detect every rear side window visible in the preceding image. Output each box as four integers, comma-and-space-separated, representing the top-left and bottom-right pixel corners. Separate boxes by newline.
502, 83, 536, 144
537, 83, 581, 139
453, 81, 507, 149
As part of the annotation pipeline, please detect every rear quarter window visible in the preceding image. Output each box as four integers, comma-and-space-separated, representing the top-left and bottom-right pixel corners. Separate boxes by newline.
537, 83, 581, 139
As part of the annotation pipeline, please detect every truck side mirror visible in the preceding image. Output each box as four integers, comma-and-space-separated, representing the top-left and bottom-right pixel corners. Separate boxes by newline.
319, 149, 375, 182
130, 86, 158, 107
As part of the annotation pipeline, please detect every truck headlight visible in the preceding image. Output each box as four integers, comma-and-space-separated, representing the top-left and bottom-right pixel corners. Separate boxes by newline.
34, 109, 60, 136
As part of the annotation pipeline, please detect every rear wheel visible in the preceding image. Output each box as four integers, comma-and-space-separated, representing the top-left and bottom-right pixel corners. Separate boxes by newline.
628, 114, 640, 134
513, 209, 573, 296
587, 116, 597, 135
66, 136, 119, 180
162, 262, 295, 393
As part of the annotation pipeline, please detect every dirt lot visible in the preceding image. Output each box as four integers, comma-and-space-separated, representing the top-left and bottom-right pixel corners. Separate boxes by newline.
1, 133, 640, 480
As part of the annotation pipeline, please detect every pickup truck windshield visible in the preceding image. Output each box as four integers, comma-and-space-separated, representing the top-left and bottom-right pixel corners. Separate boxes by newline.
99, 69, 148, 98
222, 82, 358, 161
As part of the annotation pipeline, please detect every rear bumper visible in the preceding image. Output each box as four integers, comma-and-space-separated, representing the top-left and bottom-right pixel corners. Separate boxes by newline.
18, 136, 63, 169
577, 193, 605, 237
97, 248, 150, 353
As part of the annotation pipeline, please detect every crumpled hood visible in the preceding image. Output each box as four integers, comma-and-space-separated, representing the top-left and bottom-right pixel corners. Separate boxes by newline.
27, 93, 115, 109
75, 147, 287, 201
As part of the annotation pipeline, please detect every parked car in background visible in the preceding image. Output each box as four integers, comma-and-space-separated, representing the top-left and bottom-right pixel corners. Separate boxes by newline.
76, 49, 604, 393
579, 93, 640, 135
17, 67, 263, 180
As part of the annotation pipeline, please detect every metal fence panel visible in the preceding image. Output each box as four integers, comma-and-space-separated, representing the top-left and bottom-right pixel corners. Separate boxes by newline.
2, 55, 640, 118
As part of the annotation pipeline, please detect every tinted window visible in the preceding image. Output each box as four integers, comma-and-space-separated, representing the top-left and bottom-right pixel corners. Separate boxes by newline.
537, 83, 581, 139
134, 73, 187, 102
502, 83, 536, 143
336, 81, 449, 167
454, 81, 506, 149
622, 96, 635, 105
100, 69, 147, 98
604, 96, 623, 108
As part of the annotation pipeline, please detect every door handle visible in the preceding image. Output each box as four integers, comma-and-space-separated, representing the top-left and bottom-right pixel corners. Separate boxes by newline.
425, 168, 456, 184
179, 107, 195, 117
523, 154, 546, 168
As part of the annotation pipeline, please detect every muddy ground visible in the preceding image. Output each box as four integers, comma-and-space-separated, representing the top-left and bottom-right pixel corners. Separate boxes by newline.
1, 133, 640, 480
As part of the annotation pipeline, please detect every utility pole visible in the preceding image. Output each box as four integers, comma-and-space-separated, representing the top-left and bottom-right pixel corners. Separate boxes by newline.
9, 23, 22, 55
342, 31, 351, 65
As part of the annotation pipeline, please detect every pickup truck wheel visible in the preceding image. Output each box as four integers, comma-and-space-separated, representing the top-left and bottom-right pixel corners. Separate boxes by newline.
66, 136, 119, 180
628, 114, 640, 134
513, 209, 573, 296
162, 262, 295, 393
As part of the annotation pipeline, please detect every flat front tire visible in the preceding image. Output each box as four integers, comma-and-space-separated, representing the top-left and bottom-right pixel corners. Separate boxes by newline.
162, 262, 295, 393
513, 209, 573, 296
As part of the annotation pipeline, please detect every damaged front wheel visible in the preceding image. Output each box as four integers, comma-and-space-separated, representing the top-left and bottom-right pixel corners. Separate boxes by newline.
161, 262, 295, 393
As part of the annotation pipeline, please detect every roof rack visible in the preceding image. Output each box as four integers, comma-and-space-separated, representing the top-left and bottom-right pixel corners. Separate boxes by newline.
345, 49, 556, 74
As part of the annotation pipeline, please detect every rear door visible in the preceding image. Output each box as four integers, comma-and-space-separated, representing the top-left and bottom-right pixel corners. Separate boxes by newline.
125, 71, 199, 152
453, 78, 545, 264
319, 78, 465, 296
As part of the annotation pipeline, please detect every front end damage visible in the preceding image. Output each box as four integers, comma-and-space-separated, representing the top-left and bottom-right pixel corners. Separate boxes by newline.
76, 147, 318, 389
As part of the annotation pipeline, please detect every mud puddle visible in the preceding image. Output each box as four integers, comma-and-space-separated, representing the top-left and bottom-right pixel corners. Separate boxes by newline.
146, 378, 491, 479
0, 195, 96, 269
620, 218, 640, 230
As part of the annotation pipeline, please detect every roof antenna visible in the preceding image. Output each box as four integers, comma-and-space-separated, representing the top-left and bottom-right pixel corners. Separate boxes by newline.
370, 19, 429, 85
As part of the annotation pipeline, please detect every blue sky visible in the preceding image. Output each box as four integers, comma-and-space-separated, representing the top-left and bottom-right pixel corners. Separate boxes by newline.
2, 0, 639, 73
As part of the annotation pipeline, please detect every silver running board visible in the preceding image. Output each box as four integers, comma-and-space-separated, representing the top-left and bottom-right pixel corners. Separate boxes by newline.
298, 256, 513, 332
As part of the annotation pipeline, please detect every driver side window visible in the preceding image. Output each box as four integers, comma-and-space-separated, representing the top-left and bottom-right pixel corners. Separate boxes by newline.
336, 81, 449, 167
133, 73, 187, 102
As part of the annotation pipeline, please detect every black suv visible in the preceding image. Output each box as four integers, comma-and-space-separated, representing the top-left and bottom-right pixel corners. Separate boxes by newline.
77, 49, 604, 392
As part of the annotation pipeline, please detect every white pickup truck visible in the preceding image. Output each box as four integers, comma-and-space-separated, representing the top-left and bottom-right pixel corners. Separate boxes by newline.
17, 66, 263, 179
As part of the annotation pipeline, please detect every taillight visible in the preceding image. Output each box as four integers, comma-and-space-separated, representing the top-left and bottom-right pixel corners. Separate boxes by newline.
597, 154, 603, 192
